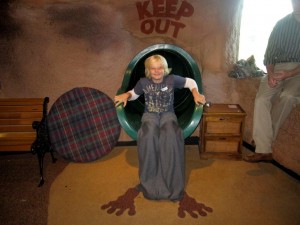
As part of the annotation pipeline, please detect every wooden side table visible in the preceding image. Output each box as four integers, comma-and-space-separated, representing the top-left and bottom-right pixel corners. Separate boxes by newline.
199, 104, 247, 159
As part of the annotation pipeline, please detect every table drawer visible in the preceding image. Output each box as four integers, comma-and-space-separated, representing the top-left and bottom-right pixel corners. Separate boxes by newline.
205, 117, 243, 134
204, 136, 241, 153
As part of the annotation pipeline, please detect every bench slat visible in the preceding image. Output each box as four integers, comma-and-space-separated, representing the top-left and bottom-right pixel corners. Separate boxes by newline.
0, 132, 36, 138
0, 112, 42, 119
0, 139, 36, 145
0, 125, 34, 132
0, 105, 43, 112
0, 145, 32, 151
0, 118, 42, 125
0, 98, 45, 105
0, 132, 36, 152
0, 132, 36, 145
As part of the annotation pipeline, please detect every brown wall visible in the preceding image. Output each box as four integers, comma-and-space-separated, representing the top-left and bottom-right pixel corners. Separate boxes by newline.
1, 0, 257, 141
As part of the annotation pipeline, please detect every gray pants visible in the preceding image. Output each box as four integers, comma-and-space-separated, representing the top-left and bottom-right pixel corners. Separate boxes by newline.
136, 112, 185, 201
253, 62, 300, 153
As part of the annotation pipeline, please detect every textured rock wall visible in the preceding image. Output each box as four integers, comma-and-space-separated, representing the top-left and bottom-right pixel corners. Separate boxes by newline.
273, 105, 300, 175
0, 0, 243, 141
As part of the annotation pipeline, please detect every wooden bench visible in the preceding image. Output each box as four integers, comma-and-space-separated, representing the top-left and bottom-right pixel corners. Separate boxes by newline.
0, 97, 56, 186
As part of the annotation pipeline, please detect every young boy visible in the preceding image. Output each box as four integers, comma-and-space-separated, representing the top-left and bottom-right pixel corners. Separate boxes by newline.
114, 54, 206, 201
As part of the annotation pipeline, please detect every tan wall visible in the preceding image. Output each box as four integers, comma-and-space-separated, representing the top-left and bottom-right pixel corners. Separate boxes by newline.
0, 0, 252, 141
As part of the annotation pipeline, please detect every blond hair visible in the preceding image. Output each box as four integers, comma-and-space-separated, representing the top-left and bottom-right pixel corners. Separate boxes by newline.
144, 55, 172, 78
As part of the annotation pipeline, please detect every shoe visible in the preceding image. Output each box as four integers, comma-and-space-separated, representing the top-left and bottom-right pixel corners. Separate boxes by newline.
243, 153, 273, 163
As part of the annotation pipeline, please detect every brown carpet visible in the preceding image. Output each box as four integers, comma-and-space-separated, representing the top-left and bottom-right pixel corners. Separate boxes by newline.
0, 152, 68, 225
1, 146, 299, 225
47, 146, 300, 225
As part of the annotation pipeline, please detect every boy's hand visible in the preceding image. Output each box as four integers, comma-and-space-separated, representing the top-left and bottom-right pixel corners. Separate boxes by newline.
192, 89, 206, 105
114, 92, 131, 107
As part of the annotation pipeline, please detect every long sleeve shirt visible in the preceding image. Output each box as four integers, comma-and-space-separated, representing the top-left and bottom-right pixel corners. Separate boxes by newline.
129, 75, 197, 113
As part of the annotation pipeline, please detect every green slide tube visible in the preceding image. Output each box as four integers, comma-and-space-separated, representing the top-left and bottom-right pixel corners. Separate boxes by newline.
116, 44, 204, 140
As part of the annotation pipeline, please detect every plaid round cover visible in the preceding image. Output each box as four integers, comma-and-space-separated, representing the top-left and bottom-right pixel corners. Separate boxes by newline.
47, 87, 120, 162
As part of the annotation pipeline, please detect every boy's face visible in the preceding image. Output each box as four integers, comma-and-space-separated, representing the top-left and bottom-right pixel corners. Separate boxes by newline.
149, 60, 164, 83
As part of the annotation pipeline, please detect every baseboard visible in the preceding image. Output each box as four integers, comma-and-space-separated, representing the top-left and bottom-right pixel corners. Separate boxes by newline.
117, 136, 199, 147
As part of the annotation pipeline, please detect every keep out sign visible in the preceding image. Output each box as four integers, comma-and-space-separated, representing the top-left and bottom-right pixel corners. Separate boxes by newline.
136, 0, 194, 38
